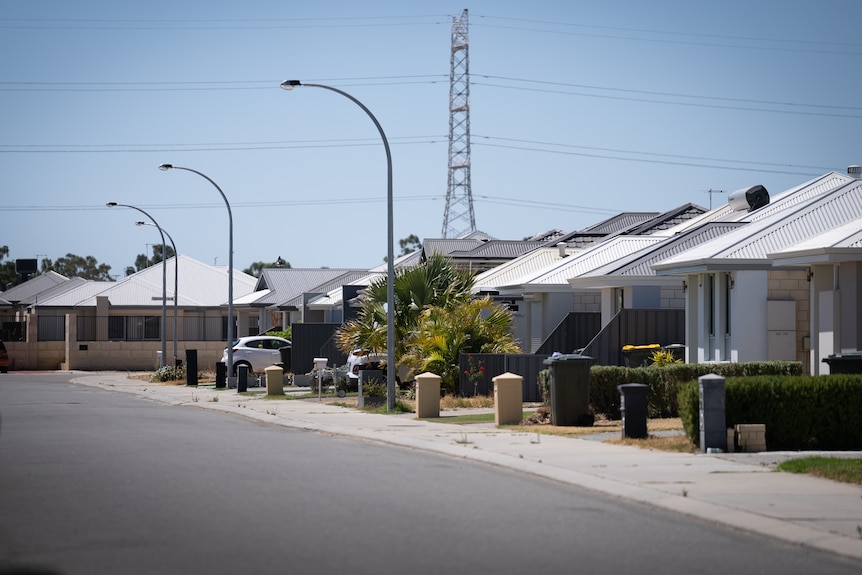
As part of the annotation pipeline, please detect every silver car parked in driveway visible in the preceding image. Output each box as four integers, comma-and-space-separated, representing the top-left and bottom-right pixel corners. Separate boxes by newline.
222, 336, 291, 375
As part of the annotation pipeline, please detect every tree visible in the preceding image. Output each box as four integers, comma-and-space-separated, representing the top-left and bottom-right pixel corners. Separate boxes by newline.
335, 253, 520, 391
243, 257, 291, 278
0, 246, 18, 289
127, 244, 176, 276
403, 297, 520, 393
42, 253, 113, 281
398, 234, 421, 256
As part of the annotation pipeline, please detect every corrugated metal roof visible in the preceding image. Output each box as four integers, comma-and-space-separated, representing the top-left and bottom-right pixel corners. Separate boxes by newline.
34, 256, 258, 308
449, 240, 543, 259
655, 177, 862, 273
767, 218, 862, 265
307, 272, 385, 309
252, 268, 366, 306
277, 270, 373, 308
514, 236, 663, 286
663, 171, 853, 236
422, 239, 484, 257
580, 213, 660, 234
471, 247, 582, 291
0, 271, 69, 303
577, 222, 747, 281
624, 204, 708, 235
33, 281, 114, 307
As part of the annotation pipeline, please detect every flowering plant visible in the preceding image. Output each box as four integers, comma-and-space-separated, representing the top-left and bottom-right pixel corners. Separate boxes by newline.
463, 354, 486, 396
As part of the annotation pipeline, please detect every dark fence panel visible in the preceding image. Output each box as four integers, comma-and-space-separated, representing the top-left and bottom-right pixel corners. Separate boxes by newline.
290, 323, 346, 375
37, 316, 65, 341
457, 353, 550, 402
535, 312, 602, 355
1, 321, 25, 342
581, 309, 685, 366
75, 315, 227, 342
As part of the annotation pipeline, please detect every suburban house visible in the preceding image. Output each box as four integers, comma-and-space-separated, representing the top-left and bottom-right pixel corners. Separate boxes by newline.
653, 169, 860, 374
1, 255, 257, 371
3, 168, 861, 378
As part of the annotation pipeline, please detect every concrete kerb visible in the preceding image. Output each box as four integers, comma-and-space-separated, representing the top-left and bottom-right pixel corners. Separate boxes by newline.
71, 372, 862, 562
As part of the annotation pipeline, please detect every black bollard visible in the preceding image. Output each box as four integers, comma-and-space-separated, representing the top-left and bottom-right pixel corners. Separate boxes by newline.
215, 361, 226, 389
237, 364, 248, 393
185, 350, 198, 386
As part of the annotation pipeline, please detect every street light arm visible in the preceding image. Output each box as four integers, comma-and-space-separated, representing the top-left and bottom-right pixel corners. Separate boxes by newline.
107, 201, 168, 368
281, 79, 397, 411
159, 164, 235, 384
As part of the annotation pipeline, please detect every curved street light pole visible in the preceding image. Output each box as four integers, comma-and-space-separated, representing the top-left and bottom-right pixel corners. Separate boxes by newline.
281, 80, 396, 411
158, 164, 235, 384
136, 221, 178, 368
106, 202, 167, 368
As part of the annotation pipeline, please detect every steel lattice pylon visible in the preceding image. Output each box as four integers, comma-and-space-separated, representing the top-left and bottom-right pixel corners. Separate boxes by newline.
441, 9, 475, 238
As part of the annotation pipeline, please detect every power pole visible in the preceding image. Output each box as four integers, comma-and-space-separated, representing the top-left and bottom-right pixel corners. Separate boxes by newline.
441, 9, 475, 238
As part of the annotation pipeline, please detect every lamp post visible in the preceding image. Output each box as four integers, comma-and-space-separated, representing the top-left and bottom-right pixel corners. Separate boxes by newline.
158, 164, 235, 385
281, 79, 396, 411
106, 202, 167, 368
136, 221, 178, 368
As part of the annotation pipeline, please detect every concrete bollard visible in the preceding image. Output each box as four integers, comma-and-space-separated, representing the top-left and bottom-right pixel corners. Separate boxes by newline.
265, 365, 284, 396
493, 372, 523, 426
415, 372, 441, 419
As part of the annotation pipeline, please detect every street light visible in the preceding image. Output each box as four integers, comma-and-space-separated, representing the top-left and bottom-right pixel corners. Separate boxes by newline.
158, 164, 235, 385
136, 221, 178, 368
281, 79, 396, 411
106, 202, 167, 368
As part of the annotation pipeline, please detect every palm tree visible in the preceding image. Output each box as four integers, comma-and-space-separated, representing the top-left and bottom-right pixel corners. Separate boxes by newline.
335, 254, 474, 360
336, 254, 520, 392
403, 297, 521, 393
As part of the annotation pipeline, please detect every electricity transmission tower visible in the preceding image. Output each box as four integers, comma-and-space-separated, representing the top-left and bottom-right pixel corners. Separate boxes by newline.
441, 8, 475, 238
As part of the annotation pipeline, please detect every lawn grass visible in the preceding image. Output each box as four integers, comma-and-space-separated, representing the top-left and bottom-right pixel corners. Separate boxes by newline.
777, 457, 862, 486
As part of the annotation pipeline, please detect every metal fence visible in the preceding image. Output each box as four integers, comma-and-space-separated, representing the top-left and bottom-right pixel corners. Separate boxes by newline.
457, 353, 550, 402
73, 315, 228, 342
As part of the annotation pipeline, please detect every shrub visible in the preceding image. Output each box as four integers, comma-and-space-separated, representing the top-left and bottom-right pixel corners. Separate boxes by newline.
152, 364, 185, 382
588, 361, 802, 420
678, 374, 862, 450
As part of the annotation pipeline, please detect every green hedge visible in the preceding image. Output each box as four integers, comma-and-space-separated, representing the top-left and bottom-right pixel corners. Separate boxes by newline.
587, 361, 802, 419
678, 374, 862, 450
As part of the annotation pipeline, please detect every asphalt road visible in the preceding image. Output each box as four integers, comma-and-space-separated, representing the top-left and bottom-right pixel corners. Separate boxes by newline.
0, 373, 859, 575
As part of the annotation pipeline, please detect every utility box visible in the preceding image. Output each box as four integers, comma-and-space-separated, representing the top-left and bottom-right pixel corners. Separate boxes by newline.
699, 373, 727, 453
543, 354, 594, 426
265, 365, 284, 396
618, 383, 648, 439
415, 372, 441, 419
493, 372, 523, 426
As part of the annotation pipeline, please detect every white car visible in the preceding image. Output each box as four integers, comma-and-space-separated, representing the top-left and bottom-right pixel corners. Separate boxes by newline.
222, 336, 291, 375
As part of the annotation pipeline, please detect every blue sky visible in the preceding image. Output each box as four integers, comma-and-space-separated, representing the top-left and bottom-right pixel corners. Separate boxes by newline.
2, 1, 861, 279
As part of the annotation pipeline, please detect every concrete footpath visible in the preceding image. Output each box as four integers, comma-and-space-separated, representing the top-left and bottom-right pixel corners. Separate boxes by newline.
72, 372, 862, 562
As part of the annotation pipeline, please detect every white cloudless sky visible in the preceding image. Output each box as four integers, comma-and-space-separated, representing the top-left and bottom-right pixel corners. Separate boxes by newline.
2, 0, 861, 279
